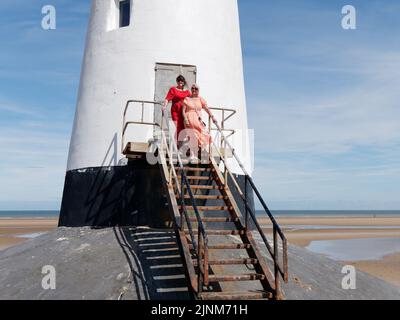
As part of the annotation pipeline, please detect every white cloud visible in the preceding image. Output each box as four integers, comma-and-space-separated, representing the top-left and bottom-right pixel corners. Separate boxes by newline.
249, 49, 400, 155
0, 115, 70, 208
243, 17, 400, 209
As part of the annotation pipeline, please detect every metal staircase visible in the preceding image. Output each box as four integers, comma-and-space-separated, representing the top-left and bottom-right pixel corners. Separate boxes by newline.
122, 100, 288, 300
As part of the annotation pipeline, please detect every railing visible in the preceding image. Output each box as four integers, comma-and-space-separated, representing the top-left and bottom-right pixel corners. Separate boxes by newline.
122, 100, 162, 154
208, 107, 236, 140
122, 99, 288, 296
122, 99, 210, 293
209, 120, 289, 296
159, 112, 210, 291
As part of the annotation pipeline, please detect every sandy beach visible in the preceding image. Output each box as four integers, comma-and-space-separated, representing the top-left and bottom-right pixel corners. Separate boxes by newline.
260, 216, 400, 287
267, 216, 400, 246
344, 252, 400, 287
0, 218, 58, 251
1, 215, 399, 287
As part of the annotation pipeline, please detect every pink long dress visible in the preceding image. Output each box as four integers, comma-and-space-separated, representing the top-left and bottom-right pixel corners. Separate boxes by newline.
183, 97, 212, 147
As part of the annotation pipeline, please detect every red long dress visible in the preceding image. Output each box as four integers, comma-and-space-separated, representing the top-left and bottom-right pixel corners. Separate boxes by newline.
165, 87, 191, 141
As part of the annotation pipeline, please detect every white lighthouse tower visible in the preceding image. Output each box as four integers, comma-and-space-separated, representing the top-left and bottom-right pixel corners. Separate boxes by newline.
59, 0, 253, 227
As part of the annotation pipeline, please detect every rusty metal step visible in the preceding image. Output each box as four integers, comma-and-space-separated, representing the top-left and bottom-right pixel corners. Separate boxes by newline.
178, 176, 212, 181
208, 274, 266, 282
175, 167, 213, 172
185, 229, 245, 235
176, 195, 227, 200
165, 158, 185, 163
186, 206, 231, 211
199, 291, 272, 300
193, 258, 258, 266
186, 217, 239, 223
184, 185, 223, 190
189, 243, 251, 250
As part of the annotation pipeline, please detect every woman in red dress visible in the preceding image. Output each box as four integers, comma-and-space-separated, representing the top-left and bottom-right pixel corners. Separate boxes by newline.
162, 75, 191, 145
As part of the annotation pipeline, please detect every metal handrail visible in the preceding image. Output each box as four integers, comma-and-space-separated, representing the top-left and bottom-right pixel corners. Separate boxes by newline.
208, 107, 236, 140
209, 107, 236, 128
158, 111, 210, 291
209, 120, 289, 293
159, 112, 210, 289
122, 99, 210, 292
122, 100, 162, 153
121, 99, 288, 295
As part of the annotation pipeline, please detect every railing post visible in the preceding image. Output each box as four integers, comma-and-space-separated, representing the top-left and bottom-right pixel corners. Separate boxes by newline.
198, 231, 203, 295
283, 238, 289, 283
170, 132, 174, 166
180, 176, 184, 230
220, 132, 224, 155
209, 116, 212, 157
122, 107, 126, 154
245, 175, 249, 231
161, 109, 164, 131
273, 224, 280, 298
204, 238, 209, 287
224, 140, 228, 187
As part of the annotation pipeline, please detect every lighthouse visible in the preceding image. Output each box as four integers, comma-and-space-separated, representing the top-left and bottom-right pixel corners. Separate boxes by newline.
59, 0, 253, 227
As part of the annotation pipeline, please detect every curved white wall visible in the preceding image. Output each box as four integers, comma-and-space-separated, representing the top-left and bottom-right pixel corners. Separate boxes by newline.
67, 0, 252, 174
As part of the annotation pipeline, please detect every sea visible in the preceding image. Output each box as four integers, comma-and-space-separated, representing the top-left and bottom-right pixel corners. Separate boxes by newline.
0, 210, 399, 218
261, 210, 400, 217
0, 211, 60, 218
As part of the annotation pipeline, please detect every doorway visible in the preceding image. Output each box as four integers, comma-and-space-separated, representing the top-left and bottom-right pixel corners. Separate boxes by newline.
154, 63, 197, 128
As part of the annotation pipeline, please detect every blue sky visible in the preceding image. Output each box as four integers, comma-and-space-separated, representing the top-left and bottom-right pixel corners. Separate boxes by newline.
0, 0, 399, 210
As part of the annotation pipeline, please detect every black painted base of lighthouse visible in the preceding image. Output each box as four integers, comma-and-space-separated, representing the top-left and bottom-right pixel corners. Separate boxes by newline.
59, 160, 172, 228
59, 160, 255, 228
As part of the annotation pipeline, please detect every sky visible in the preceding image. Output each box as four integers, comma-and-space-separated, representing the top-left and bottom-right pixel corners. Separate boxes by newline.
0, 0, 399, 210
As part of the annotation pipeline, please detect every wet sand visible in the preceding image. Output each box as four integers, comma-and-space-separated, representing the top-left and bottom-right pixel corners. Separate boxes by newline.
260, 216, 400, 287
0, 218, 58, 251
258, 216, 400, 246
345, 252, 400, 287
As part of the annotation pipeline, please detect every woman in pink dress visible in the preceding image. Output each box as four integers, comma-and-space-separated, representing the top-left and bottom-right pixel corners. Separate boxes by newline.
162, 75, 191, 144
182, 84, 216, 154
